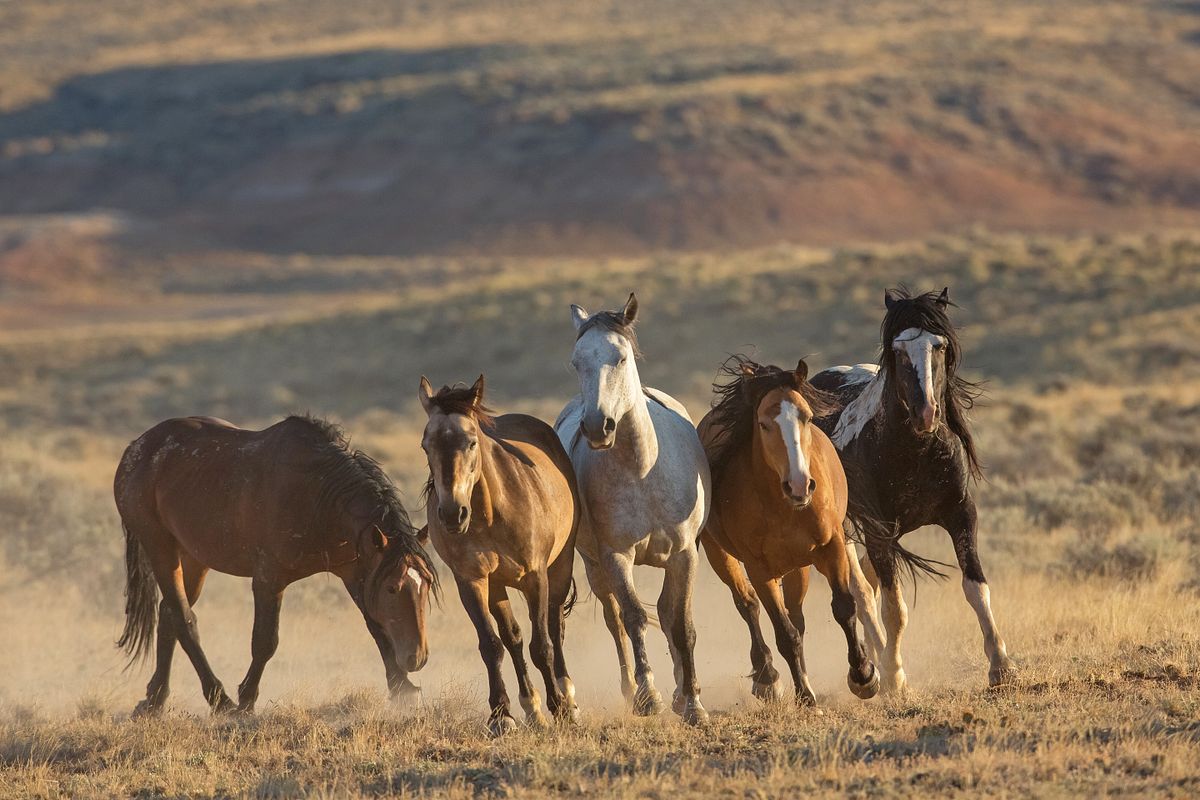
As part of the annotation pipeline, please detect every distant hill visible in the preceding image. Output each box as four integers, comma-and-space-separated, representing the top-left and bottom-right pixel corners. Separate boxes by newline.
1, 0, 1199, 256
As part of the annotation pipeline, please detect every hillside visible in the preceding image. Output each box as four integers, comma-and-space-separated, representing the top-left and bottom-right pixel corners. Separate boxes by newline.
2, 0, 1200, 257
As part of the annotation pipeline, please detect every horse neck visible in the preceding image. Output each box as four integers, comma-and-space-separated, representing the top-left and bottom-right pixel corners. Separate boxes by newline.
611, 383, 658, 475
471, 431, 504, 526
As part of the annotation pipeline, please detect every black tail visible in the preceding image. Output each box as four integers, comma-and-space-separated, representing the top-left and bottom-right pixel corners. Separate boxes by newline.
115, 522, 159, 669
562, 577, 579, 618
842, 465, 949, 583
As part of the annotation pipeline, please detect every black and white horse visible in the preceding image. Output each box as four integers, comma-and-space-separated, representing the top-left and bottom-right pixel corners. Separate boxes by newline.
811, 287, 1014, 691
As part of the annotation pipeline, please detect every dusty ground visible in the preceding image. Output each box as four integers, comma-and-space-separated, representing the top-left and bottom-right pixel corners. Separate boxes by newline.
1, 232, 1198, 796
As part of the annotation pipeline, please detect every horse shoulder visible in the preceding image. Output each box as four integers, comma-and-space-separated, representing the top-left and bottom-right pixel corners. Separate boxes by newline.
811, 426, 849, 522
643, 387, 696, 423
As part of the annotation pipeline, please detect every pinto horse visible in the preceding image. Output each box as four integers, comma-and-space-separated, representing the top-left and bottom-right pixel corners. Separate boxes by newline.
419, 376, 580, 736
115, 415, 436, 715
811, 287, 1015, 691
697, 357, 884, 705
556, 294, 712, 726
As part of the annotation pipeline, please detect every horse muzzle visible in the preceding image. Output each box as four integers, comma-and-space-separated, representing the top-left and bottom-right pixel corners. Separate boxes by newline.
912, 402, 939, 435
581, 413, 617, 450
438, 502, 471, 534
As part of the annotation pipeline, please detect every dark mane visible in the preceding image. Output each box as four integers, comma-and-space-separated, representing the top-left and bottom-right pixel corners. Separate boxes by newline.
289, 415, 438, 594
706, 355, 840, 488
879, 287, 983, 479
575, 310, 642, 357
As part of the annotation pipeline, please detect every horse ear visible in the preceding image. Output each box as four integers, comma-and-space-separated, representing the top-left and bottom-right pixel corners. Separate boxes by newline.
937, 286, 950, 307
569, 304, 589, 330
621, 292, 638, 325
794, 359, 809, 384
418, 376, 435, 414
469, 374, 486, 407
371, 526, 389, 551
884, 289, 900, 310
740, 363, 756, 376
417, 525, 430, 545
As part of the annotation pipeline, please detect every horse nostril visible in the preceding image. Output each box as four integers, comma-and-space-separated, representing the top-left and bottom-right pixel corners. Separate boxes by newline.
781, 481, 792, 497
807, 478, 816, 495
602, 417, 616, 435
457, 506, 469, 524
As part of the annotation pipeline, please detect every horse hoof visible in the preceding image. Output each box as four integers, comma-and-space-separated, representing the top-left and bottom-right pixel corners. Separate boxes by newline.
633, 686, 665, 717
848, 664, 880, 700
882, 669, 908, 695
488, 714, 519, 737
212, 695, 237, 715
392, 684, 423, 708
752, 680, 783, 703
131, 699, 163, 719
989, 659, 1018, 687
672, 690, 687, 715
682, 703, 710, 727
557, 705, 582, 726
527, 712, 550, 730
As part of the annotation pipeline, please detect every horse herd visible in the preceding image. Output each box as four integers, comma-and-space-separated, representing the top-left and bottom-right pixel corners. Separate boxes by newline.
114, 286, 1014, 733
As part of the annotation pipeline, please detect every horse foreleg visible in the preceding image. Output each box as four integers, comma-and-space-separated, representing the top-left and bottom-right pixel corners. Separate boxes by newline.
701, 532, 778, 701
583, 556, 637, 706
813, 543, 879, 701
747, 565, 816, 706
660, 547, 707, 725
236, 578, 284, 713
490, 585, 546, 728
456, 577, 516, 736
870, 550, 909, 695
849, 545, 886, 662
521, 569, 571, 724
945, 501, 1014, 687
601, 548, 663, 716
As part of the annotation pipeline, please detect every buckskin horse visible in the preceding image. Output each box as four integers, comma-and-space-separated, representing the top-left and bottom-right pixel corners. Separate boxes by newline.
556, 293, 712, 726
697, 356, 885, 705
115, 415, 436, 715
419, 376, 580, 735
811, 287, 1015, 691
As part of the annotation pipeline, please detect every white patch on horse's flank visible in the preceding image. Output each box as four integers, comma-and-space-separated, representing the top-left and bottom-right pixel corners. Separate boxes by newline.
832, 373, 884, 448
892, 328, 944, 406
406, 567, 423, 589
775, 401, 810, 488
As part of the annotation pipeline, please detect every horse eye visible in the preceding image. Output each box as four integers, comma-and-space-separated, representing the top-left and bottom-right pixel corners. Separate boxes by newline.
933, 341, 945, 351
387, 585, 398, 595
758, 422, 769, 431
468, 440, 477, 450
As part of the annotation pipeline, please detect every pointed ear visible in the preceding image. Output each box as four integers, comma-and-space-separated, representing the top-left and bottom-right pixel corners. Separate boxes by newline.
371, 526, 389, 551
621, 292, 638, 325
417, 525, 430, 546
469, 374, 486, 407
937, 286, 950, 307
569, 304, 589, 331
739, 363, 757, 376
794, 359, 809, 384
418, 376, 435, 414
884, 289, 900, 310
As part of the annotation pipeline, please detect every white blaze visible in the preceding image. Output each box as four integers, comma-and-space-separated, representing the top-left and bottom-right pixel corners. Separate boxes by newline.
406, 567, 423, 589
775, 401, 811, 495
892, 327, 943, 408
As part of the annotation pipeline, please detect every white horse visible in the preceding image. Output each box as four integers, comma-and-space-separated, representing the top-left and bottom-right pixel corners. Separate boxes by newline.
555, 294, 712, 725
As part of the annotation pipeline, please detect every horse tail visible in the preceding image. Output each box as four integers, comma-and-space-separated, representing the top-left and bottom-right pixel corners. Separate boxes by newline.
562, 577, 579, 618
116, 521, 159, 668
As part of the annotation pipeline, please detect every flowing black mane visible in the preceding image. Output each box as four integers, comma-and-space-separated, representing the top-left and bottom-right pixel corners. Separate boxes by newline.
291, 415, 438, 592
878, 287, 983, 479
706, 355, 839, 488
575, 310, 642, 356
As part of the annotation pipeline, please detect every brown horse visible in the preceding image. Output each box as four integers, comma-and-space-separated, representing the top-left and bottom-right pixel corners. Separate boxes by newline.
115, 415, 437, 715
419, 376, 580, 735
697, 357, 883, 705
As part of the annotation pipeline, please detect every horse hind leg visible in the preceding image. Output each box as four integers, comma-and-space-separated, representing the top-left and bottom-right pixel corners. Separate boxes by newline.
701, 533, 779, 702
660, 547, 707, 725
134, 551, 211, 716
601, 549, 664, 716
547, 551, 580, 723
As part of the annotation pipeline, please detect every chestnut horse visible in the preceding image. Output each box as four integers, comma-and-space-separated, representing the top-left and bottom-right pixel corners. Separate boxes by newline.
115, 415, 436, 715
697, 357, 884, 705
419, 376, 580, 736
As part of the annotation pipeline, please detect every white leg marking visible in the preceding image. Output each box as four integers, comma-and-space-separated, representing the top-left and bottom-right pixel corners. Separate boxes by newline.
848, 548, 887, 661
962, 578, 1013, 684
881, 582, 908, 694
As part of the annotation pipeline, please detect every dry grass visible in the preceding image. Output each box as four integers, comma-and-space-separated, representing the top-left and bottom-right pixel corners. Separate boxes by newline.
1, 231, 1199, 796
